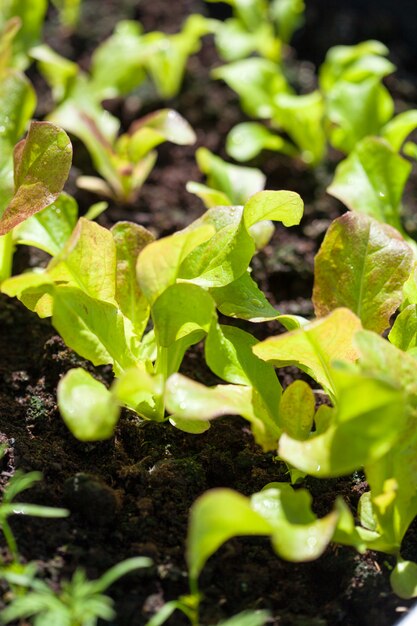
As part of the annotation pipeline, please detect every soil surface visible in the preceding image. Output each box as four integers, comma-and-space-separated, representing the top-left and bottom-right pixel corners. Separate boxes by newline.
1, 1, 417, 625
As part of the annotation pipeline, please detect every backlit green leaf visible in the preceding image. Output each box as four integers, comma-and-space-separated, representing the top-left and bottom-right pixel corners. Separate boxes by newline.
210, 272, 279, 322
313, 213, 413, 333
58, 368, 120, 441
253, 308, 361, 397
327, 137, 411, 233
0, 121, 72, 234
279, 380, 315, 440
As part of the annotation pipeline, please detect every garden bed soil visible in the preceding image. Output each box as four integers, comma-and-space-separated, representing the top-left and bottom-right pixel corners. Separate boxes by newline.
2, 1, 417, 624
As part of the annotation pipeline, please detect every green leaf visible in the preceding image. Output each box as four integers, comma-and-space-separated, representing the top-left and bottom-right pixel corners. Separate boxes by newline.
52, 285, 137, 375
253, 484, 339, 561
381, 109, 417, 152
279, 380, 315, 440
127, 109, 196, 162
58, 368, 120, 440
253, 308, 361, 398
187, 483, 340, 586
13, 193, 78, 255
0, 70, 36, 146
313, 212, 413, 333
271, 0, 305, 43
152, 283, 215, 347
1, 271, 53, 317
178, 207, 254, 288
218, 610, 271, 626
388, 305, 417, 353
30, 44, 78, 102
1, 0, 47, 69
205, 322, 281, 423
243, 190, 303, 228
186, 182, 231, 209
187, 488, 273, 582
226, 122, 297, 162
273, 91, 326, 165
327, 137, 412, 233
90, 21, 147, 99
192, 147, 265, 206
144, 15, 210, 98
354, 332, 417, 545
0, 121, 72, 234
112, 364, 164, 421
325, 79, 393, 153
214, 18, 280, 62
111, 221, 154, 338
390, 560, 417, 599
213, 58, 290, 119
136, 225, 215, 305
48, 217, 116, 302
278, 367, 405, 476
210, 271, 279, 322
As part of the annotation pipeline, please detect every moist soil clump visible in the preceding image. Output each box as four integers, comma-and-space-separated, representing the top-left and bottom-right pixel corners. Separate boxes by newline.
2, 1, 417, 625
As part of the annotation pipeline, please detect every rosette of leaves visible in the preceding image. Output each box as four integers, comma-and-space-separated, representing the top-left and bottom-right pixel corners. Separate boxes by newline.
2, 176, 303, 446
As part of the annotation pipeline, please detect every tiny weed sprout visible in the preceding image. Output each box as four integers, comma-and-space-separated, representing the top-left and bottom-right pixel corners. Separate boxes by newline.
0, 556, 152, 626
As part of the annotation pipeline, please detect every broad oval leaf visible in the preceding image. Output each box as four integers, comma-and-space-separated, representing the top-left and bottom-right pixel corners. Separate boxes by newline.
0, 121, 72, 234
313, 213, 413, 333
58, 368, 120, 441
243, 190, 303, 229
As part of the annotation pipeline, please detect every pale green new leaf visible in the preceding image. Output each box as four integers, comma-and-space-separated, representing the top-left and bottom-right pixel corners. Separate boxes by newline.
388, 305, 417, 353
253, 308, 361, 398
112, 365, 164, 421
58, 368, 120, 441
165, 373, 280, 450
325, 79, 393, 153
327, 137, 411, 233
278, 368, 405, 476
152, 283, 215, 347
213, 58, 290, 119
191, 147, 266, 206
210, 271, 279, 322
279, 380, 315, 440
30, 44, 78, 102
390, 560, 417, 599
273, 91, 326, 165
205, 322, 281, 423
0, 0, 47, 69
0, 122, 72, 234
381, 109, 417, 152
178, 207, 254, 288
243, 190, 303, 228
136, 225, 214, 305
1, 271, 53, 317
227, 122, 298, 162
48, 217, 116, 302
13, 193, 78, 255
187, 488, 273, 582
313, 212, 413, 333
52, 285, 137, 375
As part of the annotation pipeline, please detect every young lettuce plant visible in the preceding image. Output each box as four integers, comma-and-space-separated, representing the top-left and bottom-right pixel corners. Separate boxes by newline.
2, 188, 303, 446
219, 40, 399, 167
75, 109, 196, 203
205, 0, 305, 63
0, 0, 46, 70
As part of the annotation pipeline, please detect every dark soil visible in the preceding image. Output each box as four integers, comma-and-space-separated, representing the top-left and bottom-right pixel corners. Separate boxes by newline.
2, 1, 417, 625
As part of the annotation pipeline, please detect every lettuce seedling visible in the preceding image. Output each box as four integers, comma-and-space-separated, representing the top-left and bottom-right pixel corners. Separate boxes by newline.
218, 40, 405, 167
206, 0, 304, 62
3, 188, 303, 444
328, 119, 417, 248
187, 147, 266, 208
76, 109, 196, 203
